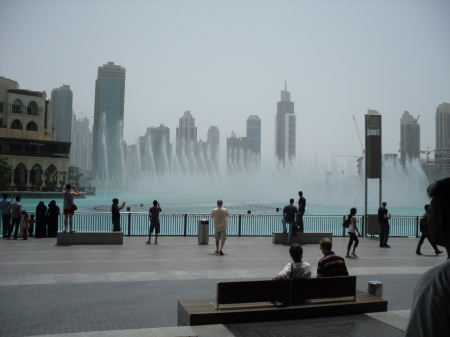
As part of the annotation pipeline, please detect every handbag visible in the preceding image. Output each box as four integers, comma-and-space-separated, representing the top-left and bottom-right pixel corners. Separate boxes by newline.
64, 192, 77, 211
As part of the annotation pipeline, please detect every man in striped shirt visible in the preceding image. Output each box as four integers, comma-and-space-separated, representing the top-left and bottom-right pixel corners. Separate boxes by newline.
317, 237, 349, 277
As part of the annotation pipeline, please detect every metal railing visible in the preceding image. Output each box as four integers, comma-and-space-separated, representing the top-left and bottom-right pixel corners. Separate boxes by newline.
1, 212, 422, 238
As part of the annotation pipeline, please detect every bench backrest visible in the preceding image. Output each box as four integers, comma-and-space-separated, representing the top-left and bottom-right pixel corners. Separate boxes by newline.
216, 276, 356, 308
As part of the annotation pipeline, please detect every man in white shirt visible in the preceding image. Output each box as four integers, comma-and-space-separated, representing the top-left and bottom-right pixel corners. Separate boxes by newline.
405, 178, 450, 336
210, 199, 230, 256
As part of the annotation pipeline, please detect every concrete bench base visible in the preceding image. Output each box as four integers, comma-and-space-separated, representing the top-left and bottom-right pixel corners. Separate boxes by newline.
57, 232, 123, 245
272, 232, 333, 244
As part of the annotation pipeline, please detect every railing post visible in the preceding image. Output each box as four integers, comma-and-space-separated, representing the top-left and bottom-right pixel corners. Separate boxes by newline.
415, 216, 419, 238
342, 215, 346, 237
238, 215, 242, 237
184, 214, 187, 237
127, 208, 131, 237
361, 215, 365, 238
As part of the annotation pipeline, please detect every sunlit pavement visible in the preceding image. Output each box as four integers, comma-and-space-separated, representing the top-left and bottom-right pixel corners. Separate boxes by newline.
0, 235, 445, 336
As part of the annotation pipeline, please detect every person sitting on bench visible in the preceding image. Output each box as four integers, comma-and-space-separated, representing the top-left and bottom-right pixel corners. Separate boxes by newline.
273, 243, 312, 280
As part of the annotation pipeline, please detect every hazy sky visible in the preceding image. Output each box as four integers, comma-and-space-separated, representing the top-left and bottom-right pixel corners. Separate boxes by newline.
1, 0, 449, 162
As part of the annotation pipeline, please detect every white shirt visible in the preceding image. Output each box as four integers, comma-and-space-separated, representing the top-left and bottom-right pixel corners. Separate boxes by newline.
405, 259, 450, 336
278, 261, 312, 280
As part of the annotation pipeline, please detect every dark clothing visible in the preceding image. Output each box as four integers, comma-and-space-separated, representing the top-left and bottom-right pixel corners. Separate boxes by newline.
283, 204, 297, 223
347, 232, 359, 249
417, 211, 440, 253
47, 204, 60, 237
298, 196, 306, 212
149, 206, 162, 221
378, 207, 389, 246
8, 217, 21, 239
2, 214, 11, 237
112, 204, 121, 231
35, 203, 48, 238
317, 251, 349, 277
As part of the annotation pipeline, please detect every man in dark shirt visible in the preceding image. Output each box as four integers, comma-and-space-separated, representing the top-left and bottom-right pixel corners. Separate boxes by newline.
317, 237, 349, 277
297, 191, 306, 232
282, 198, 297, 245
147, 200, 162, 244
378, 201, 391, 248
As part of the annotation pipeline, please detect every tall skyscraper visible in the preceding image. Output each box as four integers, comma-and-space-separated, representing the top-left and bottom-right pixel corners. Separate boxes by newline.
247, 115, 261, 158
147, 124, 172, 176
92, 62, 126, 178
400, 111, 420, 160
435, 102, 450, 160
71, 114, 92, 171
51, 84, 73, 142
176, 111, 197, 160
207, 126, 220, 172
275, 84, 295, 166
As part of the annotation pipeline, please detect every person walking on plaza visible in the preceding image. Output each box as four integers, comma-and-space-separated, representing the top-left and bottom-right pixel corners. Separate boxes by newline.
112, 198, 126, 232
28, 214, 35, 237
0, 193, 11, 238
346, 208, 361, 258
317, 238, 349, 277
297, 191, 306, 233
210, 199, 230, 255
416, 204, 443, 256
282, 198, 297, 245
47, 200, 60, 237
8, 196, 23, 239
20, 211, 29, 240
35, 201, 48, 238
147, 200, 161, 244
378, 201, 391, 248
63, 184, 80, 233
405, 178, 450, 336
273, 243, 311, 280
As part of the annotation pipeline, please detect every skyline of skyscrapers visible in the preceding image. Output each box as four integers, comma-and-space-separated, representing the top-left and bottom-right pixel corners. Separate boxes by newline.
275, 84, 296, 166
400, 111, 420, 160
51, 84, 73, 143
92, 62, 126, 178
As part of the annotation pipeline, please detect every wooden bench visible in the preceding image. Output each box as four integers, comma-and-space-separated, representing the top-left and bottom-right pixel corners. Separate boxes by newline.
178, 276, 387, 326
56, 231, 123, 245
272, 231, 333, 244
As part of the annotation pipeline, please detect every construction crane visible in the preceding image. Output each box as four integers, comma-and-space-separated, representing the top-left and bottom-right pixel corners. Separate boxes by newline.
353, 115, 365, 156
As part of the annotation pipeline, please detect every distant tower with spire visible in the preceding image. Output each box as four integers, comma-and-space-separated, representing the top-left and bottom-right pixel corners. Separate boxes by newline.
275, 82, 296, 166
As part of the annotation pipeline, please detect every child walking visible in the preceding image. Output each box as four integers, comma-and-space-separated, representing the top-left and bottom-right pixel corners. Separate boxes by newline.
20, 211, 29, 240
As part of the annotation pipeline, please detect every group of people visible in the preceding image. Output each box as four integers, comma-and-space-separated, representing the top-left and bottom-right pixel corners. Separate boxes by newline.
282, 191, 306, 245
0, 183, 82, 239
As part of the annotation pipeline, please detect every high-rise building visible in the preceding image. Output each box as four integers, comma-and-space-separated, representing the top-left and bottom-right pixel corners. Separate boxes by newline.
275, 85, 295, 166
400, 111, 420, 160
51, 84, 73, 142
435, 102, 450, 160
176, 111, 197, 160
71, 114, 92, 171
207, 126, 220, 172
247, 115, 261, 158
146, 124, 172, 176
92, 62, 126, 178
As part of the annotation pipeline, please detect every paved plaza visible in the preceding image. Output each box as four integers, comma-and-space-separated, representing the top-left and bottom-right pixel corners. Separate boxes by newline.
0, 234, 445, 336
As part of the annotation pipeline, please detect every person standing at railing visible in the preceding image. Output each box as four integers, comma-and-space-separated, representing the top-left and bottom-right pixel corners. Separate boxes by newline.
112, 198, 126, 232
377, 201, 391, 248
1, 194, 12, 238
63, 184, 80, 233
146, 200, 161, 244
282, 198, 298, 246
35, 201, 47, 238
346, 208, 361, 258
8, 196, 22, 239
210, 199, 229, 255
405, 177, 450, 337
47, 200, 60, 237
297, 191, 306, 233
415, 204, 443, 256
